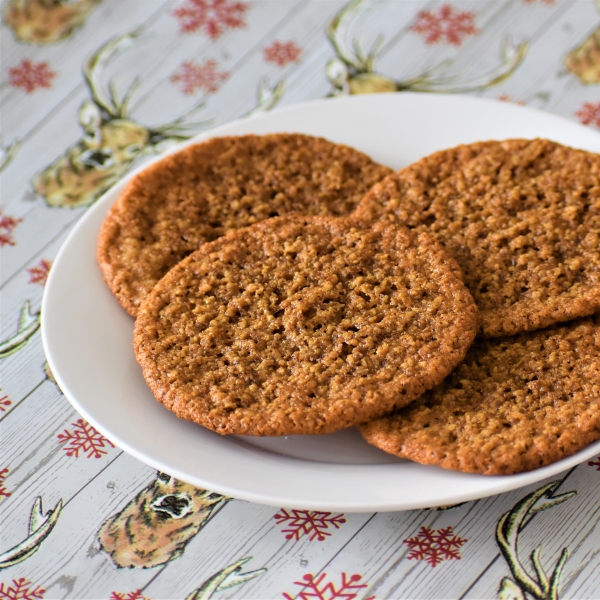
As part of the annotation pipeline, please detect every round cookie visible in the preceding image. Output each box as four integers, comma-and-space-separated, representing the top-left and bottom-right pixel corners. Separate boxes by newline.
360, 315, 600, 475
133, 215, 478, 436
354, 138, 600, 337
98, 134, 393, 316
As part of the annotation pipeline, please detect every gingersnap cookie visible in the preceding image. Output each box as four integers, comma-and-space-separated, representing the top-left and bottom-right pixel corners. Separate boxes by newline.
133, 215, 478, 436
98, 134, 392, 316
360, 314, 600, 475
354, 139, 600, 337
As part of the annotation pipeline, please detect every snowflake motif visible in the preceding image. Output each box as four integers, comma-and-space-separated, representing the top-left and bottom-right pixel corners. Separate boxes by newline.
263, 41, 302, 67
0, 468, 11, 499
173, 0, 249, 38
27, 260, 52, 286
575, 101, 600, 128
411, 4, 480, 46
109, 591, 150, 600
0, 393, 12, 412
497, 94, 525, 106
8, 59, 56, 93
404, 526, 467, 567
0, 578, 45, 600
171, 60, 229, 95
588, 456, 600, 470
57, 418, 115, 458
0, 212, 23, 247
282, 573, 374, 600
274, 509, 347, 541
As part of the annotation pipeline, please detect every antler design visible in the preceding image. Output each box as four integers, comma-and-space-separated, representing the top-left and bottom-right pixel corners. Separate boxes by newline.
0, 496, 63, 569
33, 27, 285, 209
326, 0, 528, 95
83, 29, 145, 120
186, 557, 267, 600
0, 138, 20, 172
244, 76, 286, 117
0, 301, 41, 359
496, 481, 576, 600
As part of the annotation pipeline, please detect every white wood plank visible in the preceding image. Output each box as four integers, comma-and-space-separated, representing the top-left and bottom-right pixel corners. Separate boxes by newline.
3, 453, 158, 599
0, 1, 171, 143
193, 0, 348, 115
374, 0, 512, 88
464, 464, 600, 599
0, 226, 75, 411
297, 470, 586, 599
479, 0, 596, 110
144, 500, 374, 599
0, 384, 119, 549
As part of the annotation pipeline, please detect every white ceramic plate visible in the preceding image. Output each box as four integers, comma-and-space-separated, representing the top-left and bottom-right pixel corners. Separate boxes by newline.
42, 93, 600, 512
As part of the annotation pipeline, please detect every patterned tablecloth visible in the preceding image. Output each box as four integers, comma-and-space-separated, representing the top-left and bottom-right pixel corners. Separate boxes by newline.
2, 1, 600, 598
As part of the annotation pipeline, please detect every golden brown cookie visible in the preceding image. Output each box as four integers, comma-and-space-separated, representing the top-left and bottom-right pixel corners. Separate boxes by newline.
354, 139, 600, 337
133, 215, 478, 436
98, 134, 393, 316
360, 315, 600, 475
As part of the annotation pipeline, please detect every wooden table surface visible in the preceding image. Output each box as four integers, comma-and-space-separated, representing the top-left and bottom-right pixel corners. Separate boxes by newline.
2, 1, 600, 598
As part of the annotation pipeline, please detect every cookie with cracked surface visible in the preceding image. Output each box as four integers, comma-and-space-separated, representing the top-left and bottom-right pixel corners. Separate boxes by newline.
133, 215, 478, 436
354, 138, 600, 337
360, 315, 600, 475
98, 134, 393, 316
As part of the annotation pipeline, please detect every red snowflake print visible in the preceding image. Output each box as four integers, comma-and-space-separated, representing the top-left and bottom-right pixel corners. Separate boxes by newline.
576, 101, 600, 127
57, 418, 115, 458
282, 573, 374, 600
0, 212, 22, 247
404, 526, 467, 567
0, 578, 45, 600
411, 4, 480, 46
0, 393, 12, 413
274, 509, 347, 542
173, 0, 249, 38
109, 591, 149, 600
27, 260, 52, 286
263, 41, 302, 67
0, 468, 11, 499
588, 456, 600, 470
171, 60, 229, 95
8, 59, 56, 94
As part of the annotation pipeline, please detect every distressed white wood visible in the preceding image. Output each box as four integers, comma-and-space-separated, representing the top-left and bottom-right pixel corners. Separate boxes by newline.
145, 502, 374, 598
2, 2, 600, 598
0, 1, 171, 141
374, 0, 511, 86
4, 454, 158, 598
0, 385, 119, 549
479, 0, 598, 112
463, 464, 600, 599
0, 226, 74, 410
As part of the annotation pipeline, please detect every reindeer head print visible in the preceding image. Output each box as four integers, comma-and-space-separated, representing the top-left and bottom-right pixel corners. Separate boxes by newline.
326, 0, 528, 96
564, 0, 600, 84
33, 105, 152, 208
33, 30, 210, 209
98, 472, 226, 569
3, 0, 101, 45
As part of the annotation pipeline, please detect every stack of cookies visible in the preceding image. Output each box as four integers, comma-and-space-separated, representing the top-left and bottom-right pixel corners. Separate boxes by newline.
97, 134, 600, 476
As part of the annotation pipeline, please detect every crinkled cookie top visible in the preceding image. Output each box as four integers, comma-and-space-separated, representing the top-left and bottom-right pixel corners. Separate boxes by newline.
98, 133, 393, 316
355, 139, 600, 337
134, 215, 477, 436
361, 315, 600, 475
